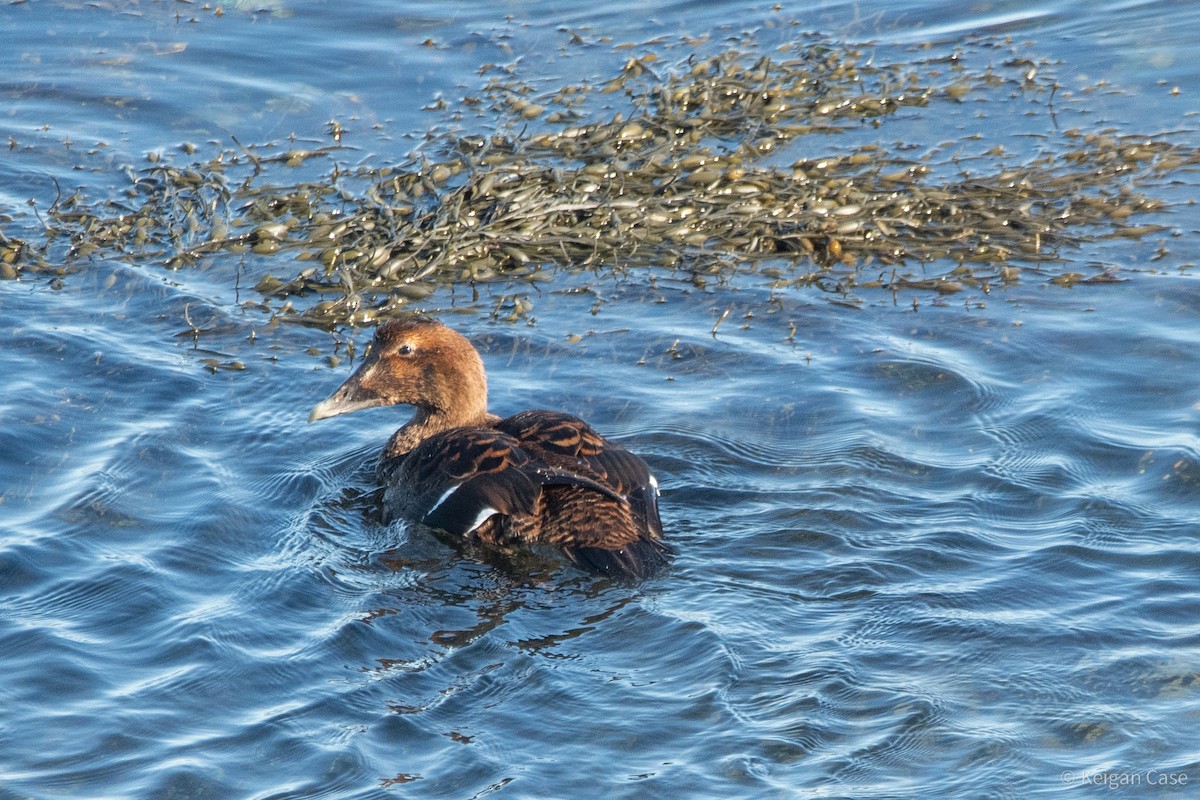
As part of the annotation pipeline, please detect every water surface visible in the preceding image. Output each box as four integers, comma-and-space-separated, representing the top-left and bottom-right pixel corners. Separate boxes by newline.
2, 1, 1199, 798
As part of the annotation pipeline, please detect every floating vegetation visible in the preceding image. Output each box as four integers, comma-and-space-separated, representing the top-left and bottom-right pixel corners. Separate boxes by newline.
3, 29, 1197, 326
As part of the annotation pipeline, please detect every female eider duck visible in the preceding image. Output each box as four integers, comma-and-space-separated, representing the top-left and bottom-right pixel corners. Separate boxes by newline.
309, 316, 669, 579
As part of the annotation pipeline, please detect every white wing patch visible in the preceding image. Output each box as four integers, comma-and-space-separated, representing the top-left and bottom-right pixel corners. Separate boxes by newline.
465, 507, 499, 532
424, 482, 499, 533
426, 483, 461, 517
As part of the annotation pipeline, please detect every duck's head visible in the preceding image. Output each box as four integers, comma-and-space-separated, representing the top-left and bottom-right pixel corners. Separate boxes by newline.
308, 316, 490, 426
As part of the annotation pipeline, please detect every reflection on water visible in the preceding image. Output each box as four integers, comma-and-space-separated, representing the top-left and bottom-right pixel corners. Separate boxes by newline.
3, 1, 1200, 798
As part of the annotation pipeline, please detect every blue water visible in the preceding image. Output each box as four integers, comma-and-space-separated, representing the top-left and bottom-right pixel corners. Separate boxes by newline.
2, 2, 1199, 798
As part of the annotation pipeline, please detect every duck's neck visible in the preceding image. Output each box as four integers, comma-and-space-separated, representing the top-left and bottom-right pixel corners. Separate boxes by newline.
382, 403, 500, 460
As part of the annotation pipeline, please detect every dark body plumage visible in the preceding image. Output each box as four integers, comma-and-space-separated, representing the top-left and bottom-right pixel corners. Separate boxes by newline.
309, 317, 669, 579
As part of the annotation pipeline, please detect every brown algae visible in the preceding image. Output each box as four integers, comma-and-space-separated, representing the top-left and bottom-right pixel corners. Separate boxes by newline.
3, 31, 1196, 326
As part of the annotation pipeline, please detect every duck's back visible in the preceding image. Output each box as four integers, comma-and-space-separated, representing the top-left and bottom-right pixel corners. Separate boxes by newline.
497, 411, 664, 532
381, 410, 668, 578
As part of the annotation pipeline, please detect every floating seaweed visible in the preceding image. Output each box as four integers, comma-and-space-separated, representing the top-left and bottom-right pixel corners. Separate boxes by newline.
3, 29, 1196, 327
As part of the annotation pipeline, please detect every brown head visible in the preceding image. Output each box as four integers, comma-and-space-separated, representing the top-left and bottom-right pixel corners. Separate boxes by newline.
308, 317, 492, 441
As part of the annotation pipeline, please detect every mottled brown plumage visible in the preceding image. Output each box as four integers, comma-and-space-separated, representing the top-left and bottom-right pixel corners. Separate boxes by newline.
309, 317, 669, 578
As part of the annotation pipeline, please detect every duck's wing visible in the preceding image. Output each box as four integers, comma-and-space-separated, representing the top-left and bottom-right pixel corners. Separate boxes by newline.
544, 489, 671, 580
496, 410, 665, 541
397, 427, 623, 538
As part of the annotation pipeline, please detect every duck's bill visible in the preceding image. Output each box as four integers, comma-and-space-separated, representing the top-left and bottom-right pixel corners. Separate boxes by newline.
308, 374, 385, 422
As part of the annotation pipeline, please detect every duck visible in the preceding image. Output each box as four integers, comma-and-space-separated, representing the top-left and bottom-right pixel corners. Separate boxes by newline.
308, 316, 669, 579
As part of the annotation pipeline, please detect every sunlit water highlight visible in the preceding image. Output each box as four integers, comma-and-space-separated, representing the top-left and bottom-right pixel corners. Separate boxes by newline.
2, 2, 1199, 798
